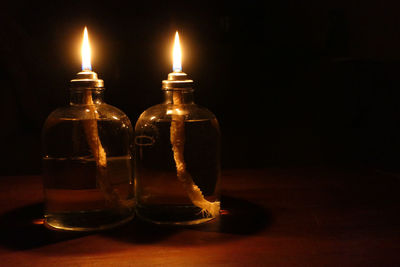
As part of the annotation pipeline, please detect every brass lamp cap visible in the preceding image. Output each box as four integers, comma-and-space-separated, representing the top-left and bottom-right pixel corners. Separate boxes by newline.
162, 71, 193, 90
70, 70, 104, 89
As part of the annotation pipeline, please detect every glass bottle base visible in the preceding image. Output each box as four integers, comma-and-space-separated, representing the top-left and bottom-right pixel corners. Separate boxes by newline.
44, 210, 134, 232
136, 204, 218, 225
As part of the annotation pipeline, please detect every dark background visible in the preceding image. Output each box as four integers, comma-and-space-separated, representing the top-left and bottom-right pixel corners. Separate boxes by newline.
2, 0, 400, 175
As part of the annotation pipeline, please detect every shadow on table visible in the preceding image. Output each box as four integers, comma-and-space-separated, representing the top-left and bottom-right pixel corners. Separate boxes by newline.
187, 195, 272, 235
104, 195, 271, 245
0, 203, 180, 251
0, 195, 271, 250
0, 203, 89, 250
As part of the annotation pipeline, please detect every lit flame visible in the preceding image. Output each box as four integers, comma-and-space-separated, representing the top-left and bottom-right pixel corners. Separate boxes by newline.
173, 31, 182, 72
81, 27, 92, 71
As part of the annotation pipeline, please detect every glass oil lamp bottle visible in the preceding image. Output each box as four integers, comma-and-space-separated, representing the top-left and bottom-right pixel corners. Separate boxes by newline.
42, 28, 134, 231
134, 32, 221, 225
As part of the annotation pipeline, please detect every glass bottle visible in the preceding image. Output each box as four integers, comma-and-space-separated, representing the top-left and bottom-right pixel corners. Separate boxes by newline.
134, 70, 221, 225
42, 70, 135, 231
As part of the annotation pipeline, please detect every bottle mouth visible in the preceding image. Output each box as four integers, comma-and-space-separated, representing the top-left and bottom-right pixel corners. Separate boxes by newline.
162, 71, 193, 91
70, 70, 104, 90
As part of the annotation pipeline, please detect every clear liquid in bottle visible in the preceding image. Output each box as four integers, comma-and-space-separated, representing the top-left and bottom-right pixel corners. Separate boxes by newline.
42, 114, 134, 231
135, 117, 220, 225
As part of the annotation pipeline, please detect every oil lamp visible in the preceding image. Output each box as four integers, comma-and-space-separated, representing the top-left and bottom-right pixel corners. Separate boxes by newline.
134, 31, 221, 225
42, 27, 134, 231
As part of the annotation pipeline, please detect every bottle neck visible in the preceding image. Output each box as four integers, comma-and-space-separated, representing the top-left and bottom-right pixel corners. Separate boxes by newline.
163, 90, 194, 104
69, 89, 105, 105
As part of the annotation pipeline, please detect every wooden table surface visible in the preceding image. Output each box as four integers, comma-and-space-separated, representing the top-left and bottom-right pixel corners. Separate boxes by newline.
0, 168, 399, 266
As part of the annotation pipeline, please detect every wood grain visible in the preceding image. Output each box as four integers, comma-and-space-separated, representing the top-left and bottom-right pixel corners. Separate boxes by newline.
0, 167, 399, 266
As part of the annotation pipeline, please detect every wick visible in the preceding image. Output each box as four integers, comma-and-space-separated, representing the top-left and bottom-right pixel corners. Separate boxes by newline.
82, 89, 132, 208
170, 90, 220, 217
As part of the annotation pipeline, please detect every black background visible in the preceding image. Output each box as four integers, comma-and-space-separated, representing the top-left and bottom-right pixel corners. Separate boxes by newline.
2, 0, 400, 175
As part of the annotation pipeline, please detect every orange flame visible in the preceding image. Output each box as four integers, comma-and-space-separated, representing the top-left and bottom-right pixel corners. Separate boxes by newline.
81, 27, 92, 71
173, 31, 182, 72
